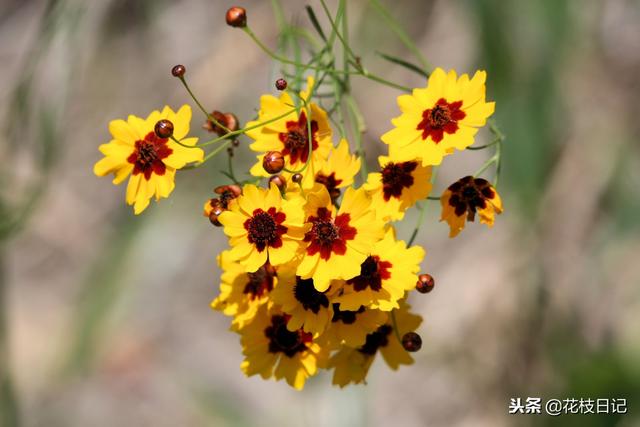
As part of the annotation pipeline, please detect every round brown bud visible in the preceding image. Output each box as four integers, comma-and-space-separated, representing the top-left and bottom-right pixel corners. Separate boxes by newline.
292, 173, 303, 184
263, 151, 285, 174
209, 204, 225, 226
402, 332, 422, 352
268, 174, 286, 191
171, 64, 186, 78
329, 188, 341, 201
203, 111, 240, 136
275, 78, 287, 91
215, 184, 242, 197
226, 7, 247, 28
416, 273, 435, 294
154, 119, 174, 139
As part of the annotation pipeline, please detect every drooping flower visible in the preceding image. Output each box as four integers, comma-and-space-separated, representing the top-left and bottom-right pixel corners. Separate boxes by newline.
328, 301, 421, 387
211, 250, 277, 330
218, 184, 308, 272
322, 304, 388, 348
288, 139, 361, 200
246, 76, 332, 177
440, 176, 503, 237
240, 305, 328, 390
296, 186, 385, 292
381, 68, 495, 166
364, 155, 432, 221
270, 267, 334, 334
94, 105, 204, 214
334, 228, 424, 311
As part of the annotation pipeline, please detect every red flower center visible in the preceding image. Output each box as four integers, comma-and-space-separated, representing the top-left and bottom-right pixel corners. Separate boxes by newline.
293, 277, 329, 314
381, 161, 418, 201
244, 208, 287, 252
278, 111, 319, 164
243, 263, 276, 300
358, 324, 392, 355
304, 207, 357, 260
331, 303, 365, 325
447, 176, 495, 221
315, 172, 342, 199
417, 98, 466, 143
265, 314, 313, 358
127, 131, 173, 180
347, 255, 392, 292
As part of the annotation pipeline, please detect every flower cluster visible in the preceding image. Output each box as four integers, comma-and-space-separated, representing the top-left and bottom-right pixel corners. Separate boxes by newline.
93, 4, 504, 390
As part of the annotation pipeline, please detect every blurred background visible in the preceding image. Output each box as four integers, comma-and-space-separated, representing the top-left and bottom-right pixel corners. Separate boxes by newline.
1, 0, 640, 426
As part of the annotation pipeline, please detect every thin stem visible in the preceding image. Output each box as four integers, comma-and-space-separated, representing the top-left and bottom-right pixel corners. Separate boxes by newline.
467, 136, 501, 150
369, 0, 432, 73
390, 310, 403, 344
184, 140, 232, 169
198, 106, 297, 148
407, 166, 440, 246
226, 150, 240, 185
0, 248, 20, 427
178, 77, 230, 133
243, 26, 411, 92
473, 153, 499, 177
345, 95, 367, 180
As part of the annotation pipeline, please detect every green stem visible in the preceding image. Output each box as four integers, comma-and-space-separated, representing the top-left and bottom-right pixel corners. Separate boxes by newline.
368, 0, 432, 72
178, 77, 230, 133
407, 166, 440, 246
345, 95, 367, 180
390, 310, 403, 344
0, 248, 20, 427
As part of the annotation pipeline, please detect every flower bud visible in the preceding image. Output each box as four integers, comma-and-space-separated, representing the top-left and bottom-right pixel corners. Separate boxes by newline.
263, 151, 285, 174
214, 185, 242, 208
268, 174, 286, 191
203, 111, 240, 136
401, 332, 422, 352
154, 119, 174, 139
292, 173, 303, 184
416, 273, 435, 294
275, 78, 287, 91
226, 7, 247, 28
171, 64, 186, 78
209, 204, 225, 226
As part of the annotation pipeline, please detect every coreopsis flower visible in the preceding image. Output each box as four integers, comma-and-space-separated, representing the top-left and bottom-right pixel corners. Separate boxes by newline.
322, 304, 388, 348
297, 186, 385, 292
440, 176, 503, 237
94, 105, 203, 214
334, 228, 424, 311
381, 68, 495, 166
288, 139, 360, 199
328, 301, 421, 387
246, 76, 332, 177
218, 184, 308, 272
240, 305, 328, 390
364, 156, 432, 221
270, 267, 334, 334
211, 251, 277, 330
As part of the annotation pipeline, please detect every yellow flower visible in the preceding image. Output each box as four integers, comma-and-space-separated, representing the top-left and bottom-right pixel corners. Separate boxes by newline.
246, 76, 332, 177
322, 305, 388, 348
94, 105, 203, 214
240, 305, 328, 390
218, 184, 308, 272
328, 301, 421, 387
440, 176, 503, 237
364, 155, 432, 221
270, 266, 334, 334
287, 139, 360, 198
296, 186, 385, 292
211, 250, 278, 330
334, 228, 424, 311
381, 68, 495, 166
